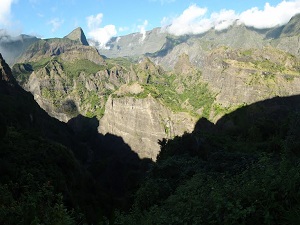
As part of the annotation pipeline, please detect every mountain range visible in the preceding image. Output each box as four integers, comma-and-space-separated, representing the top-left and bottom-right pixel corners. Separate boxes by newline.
2, 13, 300, 159
1, 12, 300, 224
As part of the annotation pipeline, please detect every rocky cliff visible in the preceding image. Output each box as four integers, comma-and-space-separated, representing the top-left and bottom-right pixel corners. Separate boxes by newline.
201, 47, 300, 107
99, 95, 195, 159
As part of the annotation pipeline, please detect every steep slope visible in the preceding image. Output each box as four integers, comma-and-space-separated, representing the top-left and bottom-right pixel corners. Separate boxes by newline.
0, 53, 150, 224
99, 95, 195, 159
12, 30, 107, 122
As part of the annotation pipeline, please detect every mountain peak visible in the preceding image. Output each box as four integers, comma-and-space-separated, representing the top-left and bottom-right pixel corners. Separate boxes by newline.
64, 27, 89, 46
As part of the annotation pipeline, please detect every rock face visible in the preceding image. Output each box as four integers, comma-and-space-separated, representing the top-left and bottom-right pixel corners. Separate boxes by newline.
201, 47, 300, 107
99, 95, 196, 160
64, 27, 89, 46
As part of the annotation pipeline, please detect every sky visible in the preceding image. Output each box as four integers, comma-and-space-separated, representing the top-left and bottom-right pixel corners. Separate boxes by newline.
1, 0, 300, 48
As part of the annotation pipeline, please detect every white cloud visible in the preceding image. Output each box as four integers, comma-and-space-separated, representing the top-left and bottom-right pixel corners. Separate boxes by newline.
240, 1, 300, 29
166, 5, 209, 35
211, 10, 238, 31
88, 25, 117, 49
86, 13, 117, 49
48, 18, 64, 33
0, 0, 16, 27
87, 13, 103, 30
138, 20, 148, 42
164, 1, 300, 36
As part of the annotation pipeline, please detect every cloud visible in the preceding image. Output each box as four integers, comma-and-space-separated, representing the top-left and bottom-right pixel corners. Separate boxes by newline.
86, 13, 117, 49
164, 1, 300, 36
87, 13, 103, 30
138, 20, 148, 42
48, 18, 64, 33
0, 0, 16, 27
166, 5, 210, 35
239, 1, 300, 29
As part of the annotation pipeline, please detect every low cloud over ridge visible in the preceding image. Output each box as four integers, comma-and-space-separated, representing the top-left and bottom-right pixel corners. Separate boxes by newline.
164, 0, 300, 36
86, 13, 117, 49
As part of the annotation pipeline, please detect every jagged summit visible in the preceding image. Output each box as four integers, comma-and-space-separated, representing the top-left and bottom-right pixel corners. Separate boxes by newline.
64, 27, 89, 46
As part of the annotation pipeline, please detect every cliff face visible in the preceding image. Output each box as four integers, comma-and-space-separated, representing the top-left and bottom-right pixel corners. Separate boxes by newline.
201, 47, 300, 107
99, 95, 195, 159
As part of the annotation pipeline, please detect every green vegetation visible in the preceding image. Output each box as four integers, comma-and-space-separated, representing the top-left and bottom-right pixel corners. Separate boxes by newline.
143, 72, 215, 118
107, 57, 134, 70
62, 59, 105, 77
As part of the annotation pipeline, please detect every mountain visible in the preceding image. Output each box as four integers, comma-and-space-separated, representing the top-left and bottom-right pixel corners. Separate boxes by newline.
12, 30, 106, 122
64, 27, 89, 46
2, 12, 300, 222
0, 31, 39, 66
8, 13, 300, 160
98, 27, 168, 58
0, 53, 150, 224
99, 14, 300, 69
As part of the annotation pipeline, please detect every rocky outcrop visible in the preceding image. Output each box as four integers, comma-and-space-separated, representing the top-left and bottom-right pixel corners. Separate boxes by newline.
99, 95, 196, 160
64, 27, 89, 46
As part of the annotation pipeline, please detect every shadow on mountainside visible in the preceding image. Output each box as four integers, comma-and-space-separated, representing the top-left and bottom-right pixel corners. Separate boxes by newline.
122, 94, 300, 225
0, 53, 152, 223
67, 114, 152, 198
158, 94, 300, 164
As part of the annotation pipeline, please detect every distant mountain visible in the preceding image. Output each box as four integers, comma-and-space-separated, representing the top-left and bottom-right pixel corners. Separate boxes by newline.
0, 31, 39, 66
98, 14, 300, 70
97, 27, 168, 58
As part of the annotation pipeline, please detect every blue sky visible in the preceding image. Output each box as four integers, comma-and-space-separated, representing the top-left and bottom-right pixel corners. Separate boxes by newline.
1, 0, 300, 48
